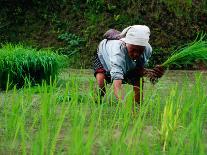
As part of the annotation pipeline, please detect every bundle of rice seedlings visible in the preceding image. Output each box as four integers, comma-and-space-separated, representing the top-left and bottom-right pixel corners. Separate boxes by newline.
146, 34, 206, 84
161, 34, 207, 68
0, 44, 66, 90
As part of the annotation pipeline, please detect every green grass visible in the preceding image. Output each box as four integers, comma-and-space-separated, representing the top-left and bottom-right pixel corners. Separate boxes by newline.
0, 69, 207, 154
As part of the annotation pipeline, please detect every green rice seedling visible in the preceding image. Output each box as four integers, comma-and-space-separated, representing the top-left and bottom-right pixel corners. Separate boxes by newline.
157, 73, 207, 154
187, 73, 207, 154
0, 44, 66, 90
159, 84, 181, 151
162, 34, 207, 68
0, 70, 207, 154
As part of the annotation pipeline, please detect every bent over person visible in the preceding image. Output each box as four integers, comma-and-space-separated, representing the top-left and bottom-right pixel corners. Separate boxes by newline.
93, 25, 164, 104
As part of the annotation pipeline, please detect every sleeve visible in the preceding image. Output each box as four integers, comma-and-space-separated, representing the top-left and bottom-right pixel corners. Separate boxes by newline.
109, 43, 126, 80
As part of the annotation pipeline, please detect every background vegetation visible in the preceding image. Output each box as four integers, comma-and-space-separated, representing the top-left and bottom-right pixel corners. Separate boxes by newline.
0, 0, 206, 68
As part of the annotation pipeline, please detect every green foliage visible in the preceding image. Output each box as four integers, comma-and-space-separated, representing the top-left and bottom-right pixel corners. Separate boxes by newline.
58, 32, 85, 56
162, 34, 207, 68
0, 44, 66, 90
160, 0, 193, 17
86, 0, 105, 13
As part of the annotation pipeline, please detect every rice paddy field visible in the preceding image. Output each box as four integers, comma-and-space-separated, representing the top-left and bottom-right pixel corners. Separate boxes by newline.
0, 68, 206, 154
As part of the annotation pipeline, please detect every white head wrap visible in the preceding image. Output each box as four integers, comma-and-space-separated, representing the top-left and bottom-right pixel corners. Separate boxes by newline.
120, 25, 150, 46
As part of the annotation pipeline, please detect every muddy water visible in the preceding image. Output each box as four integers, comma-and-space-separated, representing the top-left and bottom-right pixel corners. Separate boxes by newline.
63, 69, 207, 85
59, 69, 207, 98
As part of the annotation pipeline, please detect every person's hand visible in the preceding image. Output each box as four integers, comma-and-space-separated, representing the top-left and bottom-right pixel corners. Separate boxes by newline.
143, 65, 165, 84
150, 65, 165, 84
152, 65, 165, 78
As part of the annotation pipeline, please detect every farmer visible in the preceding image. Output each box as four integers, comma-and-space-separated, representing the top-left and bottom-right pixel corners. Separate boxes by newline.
93, 25, 164, 104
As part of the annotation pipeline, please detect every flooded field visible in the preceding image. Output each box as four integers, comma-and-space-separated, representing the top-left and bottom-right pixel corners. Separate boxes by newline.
0, 69, 206, 154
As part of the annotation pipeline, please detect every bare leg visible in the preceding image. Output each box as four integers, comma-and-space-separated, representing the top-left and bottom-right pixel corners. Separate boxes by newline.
96, 73, 106, 101
131, 78, 144, 114
133, 78, 144, 105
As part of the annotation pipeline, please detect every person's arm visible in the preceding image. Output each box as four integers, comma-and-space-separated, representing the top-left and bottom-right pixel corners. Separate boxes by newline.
141, 45, 165, 82
133, 80, 143, 104
109, 42, 126, 101
113, 79, 124, 101
135, 44, 152, 77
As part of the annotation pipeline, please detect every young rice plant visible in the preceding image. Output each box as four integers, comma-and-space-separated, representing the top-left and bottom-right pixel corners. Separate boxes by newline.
0, 70, 206, 154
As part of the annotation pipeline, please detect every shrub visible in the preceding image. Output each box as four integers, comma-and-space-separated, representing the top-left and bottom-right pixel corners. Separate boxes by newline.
0, 44, 66, 90
57, 32, 85, 56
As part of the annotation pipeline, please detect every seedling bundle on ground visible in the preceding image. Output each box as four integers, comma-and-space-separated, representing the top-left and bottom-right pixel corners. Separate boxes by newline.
0, 44, 66, 90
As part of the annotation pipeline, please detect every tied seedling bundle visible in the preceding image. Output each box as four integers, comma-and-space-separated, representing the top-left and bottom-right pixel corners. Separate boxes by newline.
162, 34, 207, 68
0, 44, 66, 90
147, 34, 207, 84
